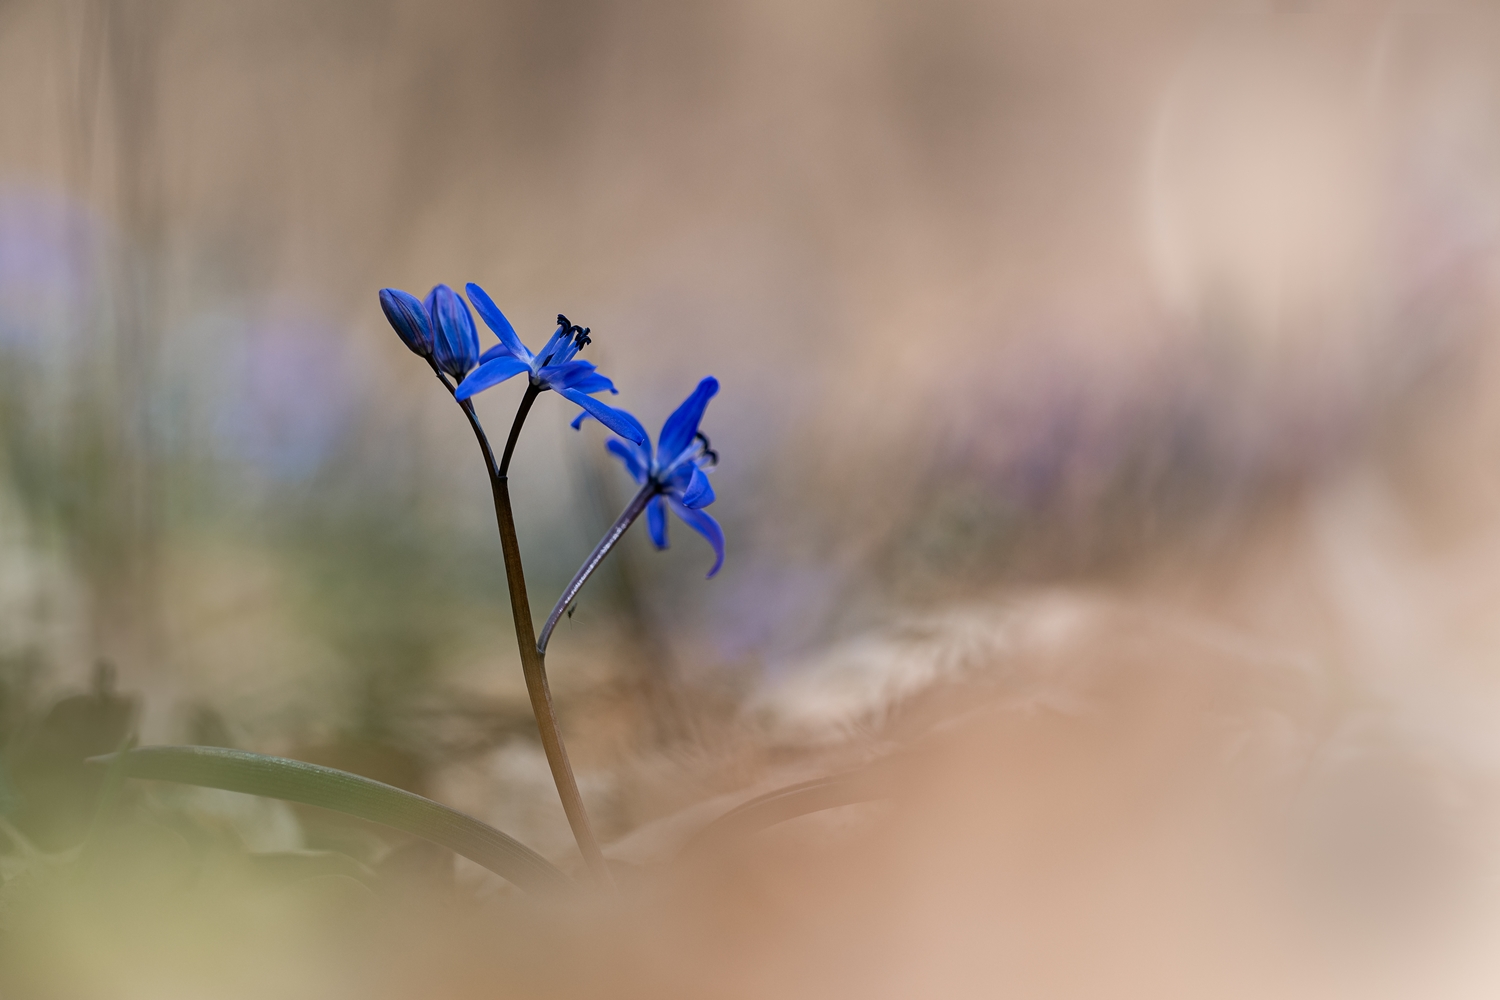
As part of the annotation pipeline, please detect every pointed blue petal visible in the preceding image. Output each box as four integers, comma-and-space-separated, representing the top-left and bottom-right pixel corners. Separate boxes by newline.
455, 356, 530, 400
557, 388, 648, 445
536, 359, 599, 392
658, 377, 719, 469
668, 498, 724, 577
551, 336, 581, 366
605, 438, 649, 483
430, 284, 480, 378
464, 283, 532, 364
534, 324, 569, 367
570, 409, 592, 430
478, 342, 519, 366
566, 372, 618, 395
379, 288, 434, 356
646, 496, 668, 549
677, 465, 715, 509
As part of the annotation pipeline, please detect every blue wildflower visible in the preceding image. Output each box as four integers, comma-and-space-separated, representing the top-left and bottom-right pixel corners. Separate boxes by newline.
455, 282, 646, 444
593, 377, 724, 577
377, 283, 480, 381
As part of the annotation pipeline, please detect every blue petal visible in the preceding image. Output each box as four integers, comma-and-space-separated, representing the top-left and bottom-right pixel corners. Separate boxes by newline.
677, 465, 715, 509
557, 388, 648, 445
455, 356, 530, 400
646, 496, 668, 549
605, 438, 649, 483
379, 288, 434, 356
478, 342, 519, 366
570, 410, 591, 431
533, 323, 570, 367
657, 377, 719, 469
429, 284, 480, 378
668, 498, 724, 577
464, 283, 532, 364
566, 372, 618, 395
537, 359, 600, 392
537, 359, 617, 395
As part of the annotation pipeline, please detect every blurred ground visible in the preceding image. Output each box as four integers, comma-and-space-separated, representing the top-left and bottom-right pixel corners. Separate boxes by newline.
5, 0, 1500, 996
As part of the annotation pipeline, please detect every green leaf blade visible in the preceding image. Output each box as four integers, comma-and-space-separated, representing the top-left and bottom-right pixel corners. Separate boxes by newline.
92, 745, 571, 893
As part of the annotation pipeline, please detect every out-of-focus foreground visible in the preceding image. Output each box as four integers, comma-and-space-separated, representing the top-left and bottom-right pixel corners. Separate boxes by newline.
6, 0, 1500, 996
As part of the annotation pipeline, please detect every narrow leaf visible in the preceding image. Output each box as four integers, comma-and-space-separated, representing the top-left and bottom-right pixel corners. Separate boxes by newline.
91, 745, 571, 893
675, 771, 888, 861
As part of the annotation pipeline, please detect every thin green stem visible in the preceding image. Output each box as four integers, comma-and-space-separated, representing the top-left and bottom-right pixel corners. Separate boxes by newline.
430, 363, 499, 480
433, 364, 613, 888
489, 475, 613, 888
498, 383, 540, 478
538, 482, 657, 657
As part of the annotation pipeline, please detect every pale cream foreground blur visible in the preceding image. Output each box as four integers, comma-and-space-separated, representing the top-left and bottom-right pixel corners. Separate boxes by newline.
8, 585, 1500, 999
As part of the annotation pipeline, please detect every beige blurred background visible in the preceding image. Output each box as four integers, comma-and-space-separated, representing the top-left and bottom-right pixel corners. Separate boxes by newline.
7, 0, 1500, 994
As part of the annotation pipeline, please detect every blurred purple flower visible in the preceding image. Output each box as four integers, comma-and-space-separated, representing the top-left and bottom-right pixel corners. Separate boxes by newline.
216, 312, 355, 482
594, 376, 724, 577
454, 282, 645, 444
0, 186, 98, 355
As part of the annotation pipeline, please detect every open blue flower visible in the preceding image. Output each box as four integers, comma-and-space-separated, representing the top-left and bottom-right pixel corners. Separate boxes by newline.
592, 377, 724, 577
455, 282, 646, 445
377, 283, 480, 381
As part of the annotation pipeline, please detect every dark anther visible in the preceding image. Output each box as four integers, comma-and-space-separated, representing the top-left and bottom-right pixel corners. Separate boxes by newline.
555, 313, 591, 349
695, 431, 719, 467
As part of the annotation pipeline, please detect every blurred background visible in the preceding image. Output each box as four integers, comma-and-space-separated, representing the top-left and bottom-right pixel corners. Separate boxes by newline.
7, 0, 1500, 993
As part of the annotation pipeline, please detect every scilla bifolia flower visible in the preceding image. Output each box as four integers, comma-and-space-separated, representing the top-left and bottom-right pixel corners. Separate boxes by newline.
610, 376, 725, 577
540, 377, 724, 656
455, 282, 645, 445
373, 282, 725, 891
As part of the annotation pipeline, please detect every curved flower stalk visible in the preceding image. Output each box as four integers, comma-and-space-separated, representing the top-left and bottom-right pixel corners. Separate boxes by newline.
539, 377, 724, 656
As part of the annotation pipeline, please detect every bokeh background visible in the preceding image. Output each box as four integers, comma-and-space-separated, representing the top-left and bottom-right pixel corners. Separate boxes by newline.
8, 0, 1500, 994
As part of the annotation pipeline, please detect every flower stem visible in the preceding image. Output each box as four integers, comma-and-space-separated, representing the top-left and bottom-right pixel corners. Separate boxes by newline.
488, 475, 613, 888
432, 366, 614, 889
538, 482, 657, 657
498, 383, 539, 478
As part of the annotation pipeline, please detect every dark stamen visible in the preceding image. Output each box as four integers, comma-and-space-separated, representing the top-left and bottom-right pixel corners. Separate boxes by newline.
695, 431, 719, 468
554, 313, 592, 352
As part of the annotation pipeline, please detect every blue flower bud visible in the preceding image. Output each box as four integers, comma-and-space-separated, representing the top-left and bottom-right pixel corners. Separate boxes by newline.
427, 283, 480, 379
378, 287, 434, 357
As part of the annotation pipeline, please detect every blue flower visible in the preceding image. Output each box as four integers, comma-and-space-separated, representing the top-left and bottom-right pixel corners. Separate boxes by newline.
455, 282, 646, 445
377, 283, 480, 381
594, 377, 724, 577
